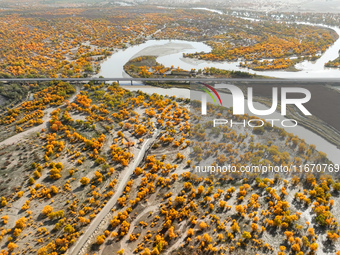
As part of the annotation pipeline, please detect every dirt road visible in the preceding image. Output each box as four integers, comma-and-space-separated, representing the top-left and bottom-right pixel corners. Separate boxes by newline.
67, 129, 160, 255
0, 86, 80, 147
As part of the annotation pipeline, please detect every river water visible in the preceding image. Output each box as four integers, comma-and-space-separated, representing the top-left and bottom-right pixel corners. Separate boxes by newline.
97, 29, 340, 79
123, 85, 340, 164
96, 9, 340, 164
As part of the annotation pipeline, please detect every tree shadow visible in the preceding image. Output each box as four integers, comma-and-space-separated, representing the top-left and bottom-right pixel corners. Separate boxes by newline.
73, 185, 85, 193
322, 239, 336, 253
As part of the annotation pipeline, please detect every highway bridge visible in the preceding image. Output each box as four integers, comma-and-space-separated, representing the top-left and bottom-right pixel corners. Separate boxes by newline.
0, 77, 340, 85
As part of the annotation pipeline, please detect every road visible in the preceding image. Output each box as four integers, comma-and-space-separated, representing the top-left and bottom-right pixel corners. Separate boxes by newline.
0, 86, 80, 230
67, 129, 160, 255
2, 77, 340, 85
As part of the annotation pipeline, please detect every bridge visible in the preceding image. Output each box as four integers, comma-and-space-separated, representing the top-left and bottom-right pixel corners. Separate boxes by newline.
0, 77, 340, 86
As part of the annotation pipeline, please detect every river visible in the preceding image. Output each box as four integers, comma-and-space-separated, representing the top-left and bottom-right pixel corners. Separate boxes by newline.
97, 28, 340, 79
123, 85, 340, 165
96, 9, 340, 164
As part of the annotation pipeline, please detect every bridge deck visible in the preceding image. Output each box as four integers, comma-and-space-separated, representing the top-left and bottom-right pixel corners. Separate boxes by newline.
0, 77, 339, 85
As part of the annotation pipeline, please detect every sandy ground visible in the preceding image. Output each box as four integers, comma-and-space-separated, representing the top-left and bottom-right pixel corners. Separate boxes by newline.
129, 42, 194, 60
117, 205, 158, 254
0, 87, 81, 232
121, 85, 154, 89
0, 109, 53, 147
68, 129, 161, 255
69, 112, 87, 122
0, 86, 80, 148
5, 151, 52, 229
0, 95, 7, 106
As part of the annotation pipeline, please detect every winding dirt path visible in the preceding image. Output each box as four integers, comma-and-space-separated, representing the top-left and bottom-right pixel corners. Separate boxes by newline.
0, 86, 80, 148
0, 86, 80, 229
67, 129, 160, 255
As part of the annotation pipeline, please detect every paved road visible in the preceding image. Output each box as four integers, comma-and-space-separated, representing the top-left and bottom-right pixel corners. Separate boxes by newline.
2, 77, 340, 84
67, 129, 160, 255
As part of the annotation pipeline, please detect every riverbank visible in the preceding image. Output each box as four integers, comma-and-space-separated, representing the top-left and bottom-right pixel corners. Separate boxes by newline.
122, 83, 340, 164
255, 92, 340, 149
123, 56, 340, 151
92, 7, 340, 162
123, 55, 270, 88
214, 83, 340, 149
130, 42, 195, 59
